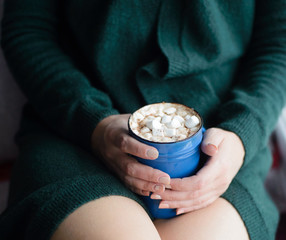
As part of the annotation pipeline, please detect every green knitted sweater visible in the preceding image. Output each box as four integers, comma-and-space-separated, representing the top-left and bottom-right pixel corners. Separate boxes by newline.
1, 1, 286, 238
2, 0, 286, 170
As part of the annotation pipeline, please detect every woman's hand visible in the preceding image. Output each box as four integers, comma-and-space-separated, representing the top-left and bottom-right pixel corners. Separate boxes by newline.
91, 114, 171, 196
150, 128, 245, 215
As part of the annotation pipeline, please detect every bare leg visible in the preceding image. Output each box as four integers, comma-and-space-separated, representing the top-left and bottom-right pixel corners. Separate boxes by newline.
154, 198, 249, 240
50, 196, 161, 240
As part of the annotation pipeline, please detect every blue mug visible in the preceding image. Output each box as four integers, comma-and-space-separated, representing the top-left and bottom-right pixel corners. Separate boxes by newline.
128, 104, 204, 219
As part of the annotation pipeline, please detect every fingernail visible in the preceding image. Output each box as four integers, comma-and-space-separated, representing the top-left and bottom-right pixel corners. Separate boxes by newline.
154, 185, 163, 192
158, 176, 170, 185
151, 194, 162, 200
165, 184, 172, 189
177, 209, 185, 215
159, 203, 169, 209
208, 143, 218, 152
142, 191, 150, 196
147, 149, 159, 159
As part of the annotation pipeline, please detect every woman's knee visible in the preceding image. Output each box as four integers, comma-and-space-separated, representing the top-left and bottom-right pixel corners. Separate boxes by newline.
154, 197, 249, 240
50, 195, 161, 240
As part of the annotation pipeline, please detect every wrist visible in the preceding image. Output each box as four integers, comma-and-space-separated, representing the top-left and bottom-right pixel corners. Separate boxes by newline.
91, 114, 119, 153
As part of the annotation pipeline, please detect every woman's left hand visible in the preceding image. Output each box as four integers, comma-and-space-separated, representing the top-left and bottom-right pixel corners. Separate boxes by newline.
150, 127, 245, 215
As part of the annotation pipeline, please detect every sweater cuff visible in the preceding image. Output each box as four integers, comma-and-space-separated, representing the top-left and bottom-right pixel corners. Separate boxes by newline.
216, 102, 265, 166
74, 101, 120, 152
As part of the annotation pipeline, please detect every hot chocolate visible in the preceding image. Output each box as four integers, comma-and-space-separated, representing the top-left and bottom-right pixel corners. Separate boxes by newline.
129, 103, 202, 142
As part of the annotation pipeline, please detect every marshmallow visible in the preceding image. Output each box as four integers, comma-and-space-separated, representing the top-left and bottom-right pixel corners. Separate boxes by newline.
130, 122, 138, 129
145, 120, 153, 129
157, 105, 165, 117
180, 111, 188, 117
146, 116, 155, 121
133, 130, 139, 135
133, 112, 144, 122
185, 116, 200, 129
163, 137, 173, 142
144, 107, 156, 116
146, 119, 162, 130
152, 128, 164, 137
185, 115, 191, 120
130, 103, 201, 142
161, 115, 172, 124
164, 128, 177, 137
166, 118, 181, 129
141, 127, 150, 133
143, 133, 153, 140
190, 127, 199, 132
155, 117, 162, 122
177, 127, 189, 135
157, 110, 165, 117
164, 107, 177, 115
152, 136, 164, 142
178, 134, 187, 140
173, 115, 185, 123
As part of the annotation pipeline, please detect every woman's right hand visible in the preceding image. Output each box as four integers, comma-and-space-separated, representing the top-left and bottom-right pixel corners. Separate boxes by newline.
91, 114, 170, 196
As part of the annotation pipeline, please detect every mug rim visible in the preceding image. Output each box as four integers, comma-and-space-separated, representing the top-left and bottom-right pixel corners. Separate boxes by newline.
128, 102, 204, 145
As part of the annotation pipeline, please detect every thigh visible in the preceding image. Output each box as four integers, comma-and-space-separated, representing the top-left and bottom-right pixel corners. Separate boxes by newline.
9, 119, 106, 204
51, 196, 161, 240
154, 197, 249, 240
154, 148, 279, 240
0, 116, 149, 240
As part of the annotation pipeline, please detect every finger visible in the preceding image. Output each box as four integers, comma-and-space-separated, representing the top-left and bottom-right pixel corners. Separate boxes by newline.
155, 162, 228, 201
128, 185, 150, 196
115, 132, 159, 160
113, 166, 152, 196
170, 155, 222, 192
169, 175, 202, 192
114, 166, 152, 196
201, 128, 224, 156
117, 154, 171, 185
176, 196, 218, 215
124, 175, 166, 194
195, 147, 232, 188
159, 191, 217, 209
150, 187, 206, 201
195, 155, 221, 180
169, 129, 227, 192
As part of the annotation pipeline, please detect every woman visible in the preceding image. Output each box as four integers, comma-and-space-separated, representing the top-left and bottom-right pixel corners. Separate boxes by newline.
0, 0, 285, 239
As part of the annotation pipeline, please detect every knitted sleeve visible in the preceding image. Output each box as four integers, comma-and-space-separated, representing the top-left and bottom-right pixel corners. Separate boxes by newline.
1, 0, 119, 150
216, 0, 286, 166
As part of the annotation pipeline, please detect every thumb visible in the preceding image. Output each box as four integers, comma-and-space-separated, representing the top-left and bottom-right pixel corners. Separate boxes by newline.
201, 128, 223, 156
